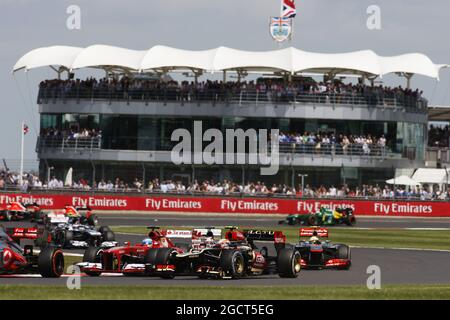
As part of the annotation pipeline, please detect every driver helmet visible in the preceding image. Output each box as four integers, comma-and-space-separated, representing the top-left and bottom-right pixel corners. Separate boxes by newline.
142, 238, 153, 246
309, 236, 320, 243
66, 207, 80, 218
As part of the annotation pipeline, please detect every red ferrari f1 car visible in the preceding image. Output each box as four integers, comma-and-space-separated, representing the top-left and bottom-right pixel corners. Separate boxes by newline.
0, 226, 64, 277
77, 227, 191, 276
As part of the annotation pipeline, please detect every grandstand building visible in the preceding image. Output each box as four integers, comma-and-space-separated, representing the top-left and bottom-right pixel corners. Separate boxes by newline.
13, 45, 448, 188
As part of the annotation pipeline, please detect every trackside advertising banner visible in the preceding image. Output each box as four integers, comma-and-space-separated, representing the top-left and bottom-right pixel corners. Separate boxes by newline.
0, 193, 449, 217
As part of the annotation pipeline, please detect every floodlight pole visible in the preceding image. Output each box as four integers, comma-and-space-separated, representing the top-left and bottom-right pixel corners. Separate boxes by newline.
19, 121, 24, 185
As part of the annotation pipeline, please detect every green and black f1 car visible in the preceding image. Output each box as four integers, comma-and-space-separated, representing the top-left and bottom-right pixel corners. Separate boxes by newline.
278, 207, 356, 226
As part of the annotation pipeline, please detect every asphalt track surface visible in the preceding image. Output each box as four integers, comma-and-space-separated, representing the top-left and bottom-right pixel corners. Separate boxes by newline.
1, 247, 450, 286
2, 213, 450, 286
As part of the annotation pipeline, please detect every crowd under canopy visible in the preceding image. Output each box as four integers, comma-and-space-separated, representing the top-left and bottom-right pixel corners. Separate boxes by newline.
13, 45, 448, 84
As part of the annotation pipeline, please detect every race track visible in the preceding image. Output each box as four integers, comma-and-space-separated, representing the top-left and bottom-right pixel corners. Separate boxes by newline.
1, 248, 450, 286
2, 213, 450, 287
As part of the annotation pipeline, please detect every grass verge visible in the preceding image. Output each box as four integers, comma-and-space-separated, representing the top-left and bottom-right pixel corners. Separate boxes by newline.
111, 226, 450, 251
1, 284, 450, 300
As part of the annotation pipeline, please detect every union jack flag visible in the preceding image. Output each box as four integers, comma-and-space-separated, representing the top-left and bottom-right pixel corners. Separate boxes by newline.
282, 0, 296, 18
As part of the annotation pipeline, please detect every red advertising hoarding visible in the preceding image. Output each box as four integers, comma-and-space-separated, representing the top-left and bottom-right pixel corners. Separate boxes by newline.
0, 192, 449, 217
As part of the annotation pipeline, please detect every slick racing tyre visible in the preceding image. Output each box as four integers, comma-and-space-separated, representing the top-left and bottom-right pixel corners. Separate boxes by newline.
337, 244, 351, 259
35, 229, 50, 249
38, 247, 65, 278
307, 215, 318, 226
82, 247, 102, 276
277, 248, 301, 278
102, 230, 115, 242
345, 215, 356, 226
3, 211, 12, 221
155, 248, 177, 279
63, 230, 74, 248
98, 226, 111, 234
87, 214, 99, 226
336, 244, 351, 270
219, 250, 245, 279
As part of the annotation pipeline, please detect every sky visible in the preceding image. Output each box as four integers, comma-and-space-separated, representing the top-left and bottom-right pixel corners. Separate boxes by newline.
0, 0, 449, 170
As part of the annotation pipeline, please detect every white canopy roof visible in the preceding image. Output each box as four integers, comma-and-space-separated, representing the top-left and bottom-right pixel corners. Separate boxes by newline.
412, 168, 450, 184
386, 175, 421, 186
13, 45, 448, 79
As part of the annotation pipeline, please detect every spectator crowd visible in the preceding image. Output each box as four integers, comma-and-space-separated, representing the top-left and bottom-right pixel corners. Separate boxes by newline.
40, 127, 102, 140
278, 132, 387, 155
1, 168, 449, 201
38, 76, 426, 109
428, 125, 450, 148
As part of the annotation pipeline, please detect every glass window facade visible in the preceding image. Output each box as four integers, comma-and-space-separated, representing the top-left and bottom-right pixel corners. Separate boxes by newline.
40, 113, 426, 160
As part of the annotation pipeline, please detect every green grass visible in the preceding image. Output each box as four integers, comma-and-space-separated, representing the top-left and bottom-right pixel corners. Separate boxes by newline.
1, 284, 450, 300
64, 254, 82, 267
111, 226, 450, 251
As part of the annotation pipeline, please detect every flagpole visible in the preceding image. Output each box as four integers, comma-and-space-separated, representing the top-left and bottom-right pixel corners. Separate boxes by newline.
20, 121, 24, 185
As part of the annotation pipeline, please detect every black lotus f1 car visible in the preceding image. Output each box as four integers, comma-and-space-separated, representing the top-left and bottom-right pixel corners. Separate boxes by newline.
144, 227, 302, 279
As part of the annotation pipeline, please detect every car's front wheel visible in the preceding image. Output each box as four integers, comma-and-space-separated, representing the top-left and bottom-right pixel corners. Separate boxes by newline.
3, 211, 12, 221
277, 248, 301, 278
38, 247, 65, 278
82, 246, 102, 276
219, 250, 246, 279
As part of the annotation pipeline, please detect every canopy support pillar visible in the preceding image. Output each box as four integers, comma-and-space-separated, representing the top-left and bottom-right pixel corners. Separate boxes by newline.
405, 73, 413, 89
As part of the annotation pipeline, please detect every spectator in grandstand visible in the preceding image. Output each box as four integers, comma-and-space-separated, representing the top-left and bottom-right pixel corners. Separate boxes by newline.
428, 124, 450, 147
39, 76, 425, 109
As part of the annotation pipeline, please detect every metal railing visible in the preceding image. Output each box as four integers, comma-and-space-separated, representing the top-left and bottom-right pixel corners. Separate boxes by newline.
36, 136, 397, 160
426, 147, 450, 164
277, 142, 391, 159
37, 86, 428, 112
37, 136, 101, 153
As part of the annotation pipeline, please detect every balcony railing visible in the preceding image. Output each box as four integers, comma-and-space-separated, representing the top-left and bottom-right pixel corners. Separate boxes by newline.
37, 136, 101, 153
37, 136, 398, 160
426, 147, 450, 164
37, 86, 428, 113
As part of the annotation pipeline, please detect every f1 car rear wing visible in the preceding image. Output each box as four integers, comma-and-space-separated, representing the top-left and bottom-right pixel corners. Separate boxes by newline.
6, 202, 27, 212
6, 227, 41, 242
243, 230, 286, 244
46, 213, 69, 224
161, 229, 193, 239
192, 228, 222, 238
160, 228, 223, 239
300, 228, 329, 238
